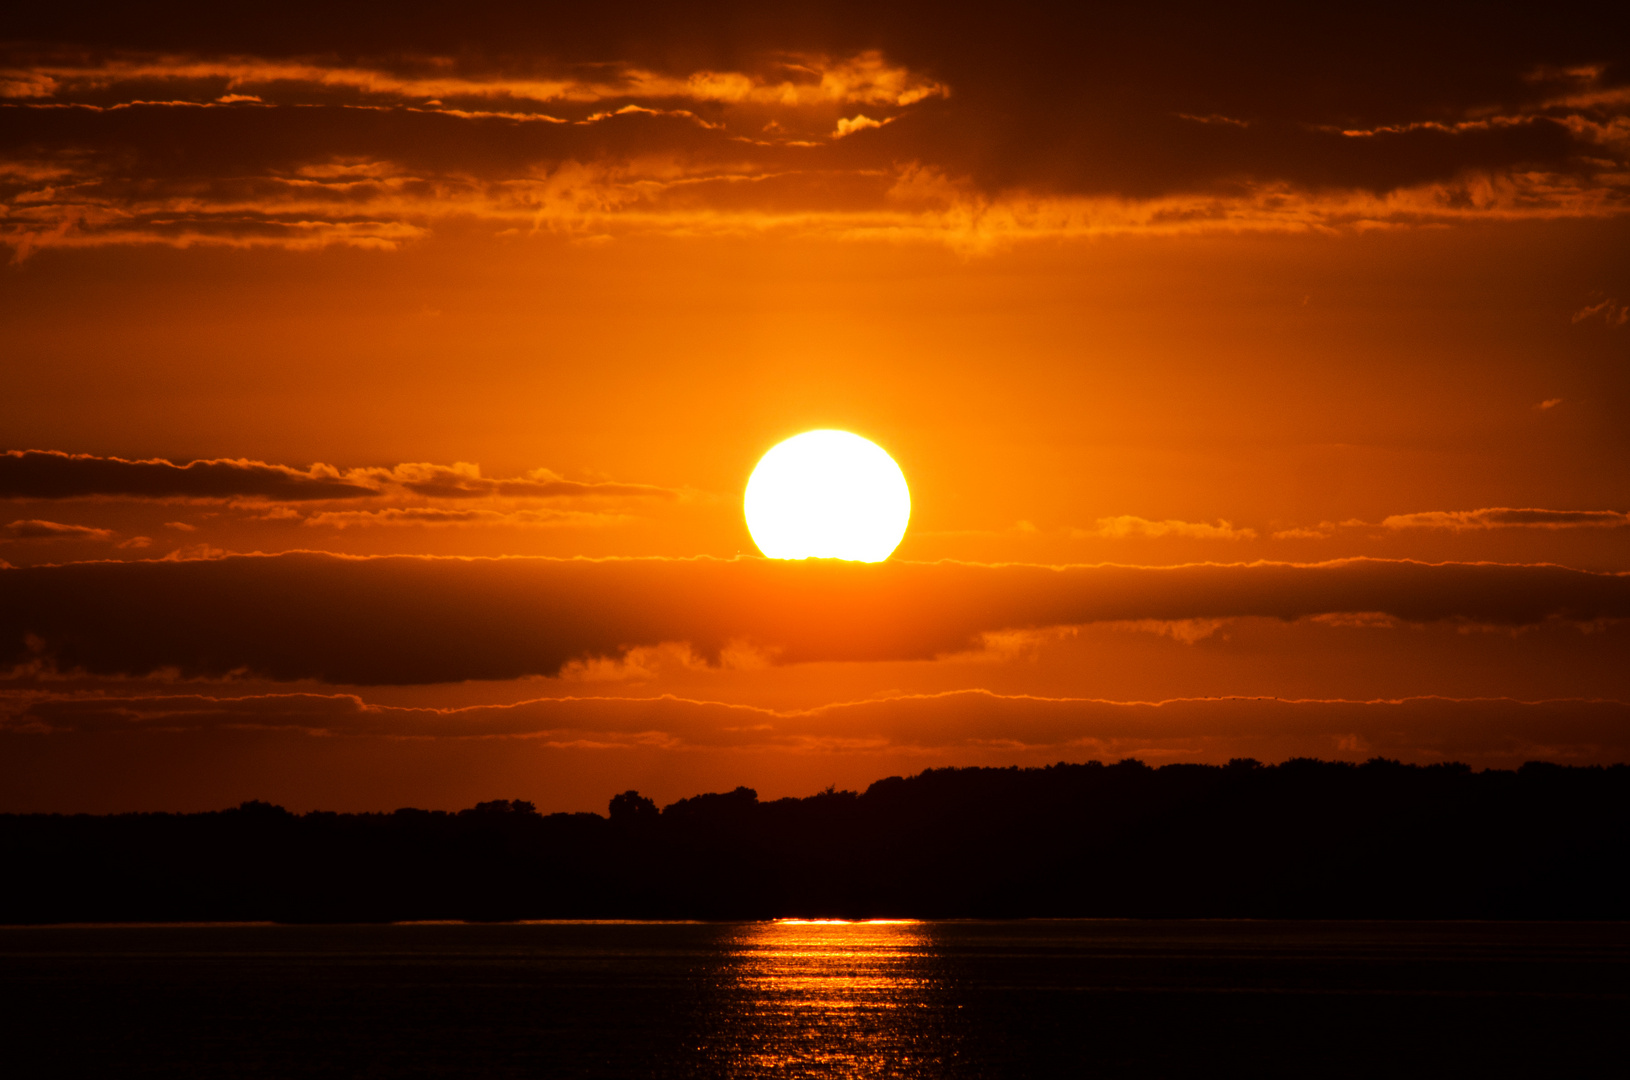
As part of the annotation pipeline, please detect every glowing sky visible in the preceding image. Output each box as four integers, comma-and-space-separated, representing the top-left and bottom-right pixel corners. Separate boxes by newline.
3, 2, 1629, 811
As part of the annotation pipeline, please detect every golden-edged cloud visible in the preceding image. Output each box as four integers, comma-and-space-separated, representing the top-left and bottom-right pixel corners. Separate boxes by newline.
1380, 508, 1630, 531
0, 452, 685, 553
0, 449, 376, 501
0, 51, 946, 111
3, 553, 1627, 684
1, 450, 679, 511
4, 33, 1626, 256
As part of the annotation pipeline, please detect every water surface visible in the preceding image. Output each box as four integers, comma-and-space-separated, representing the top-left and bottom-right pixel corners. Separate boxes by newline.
4, 920, 1624, 1077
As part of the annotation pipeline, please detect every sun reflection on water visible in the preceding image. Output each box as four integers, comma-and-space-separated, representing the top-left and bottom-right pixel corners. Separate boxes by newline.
692, 919, 964, 1078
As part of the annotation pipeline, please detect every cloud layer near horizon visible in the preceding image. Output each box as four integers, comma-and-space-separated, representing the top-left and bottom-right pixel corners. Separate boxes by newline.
3, 690, 1625, 814
3, 552, 1626, 684
11, 687, 1626, 758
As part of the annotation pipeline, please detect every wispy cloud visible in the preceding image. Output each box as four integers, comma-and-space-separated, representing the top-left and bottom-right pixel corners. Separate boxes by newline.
1079, 516, 1257, 541
6, 152, 1627, 258
833, 114, 888, 137
1380, 508, 1630, 531
1, 519, 113, 541
1269, 508, 1630, 536
384, 462, 676, 501
1098, 618, 1230, 644
0, 51, 947, 111
1271, 525, 1340, 541
0, 449, 374, 501
304, 507, 629, 529
1572, 297, 1629, 326
1, 451, 680, 513
3, 39, 1627, 257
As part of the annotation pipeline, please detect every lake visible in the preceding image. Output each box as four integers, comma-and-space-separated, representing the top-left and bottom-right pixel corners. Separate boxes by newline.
4, 920, 1625, 1077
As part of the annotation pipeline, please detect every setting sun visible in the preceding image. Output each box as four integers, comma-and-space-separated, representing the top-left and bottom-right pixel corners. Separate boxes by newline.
744, 430, 911, 562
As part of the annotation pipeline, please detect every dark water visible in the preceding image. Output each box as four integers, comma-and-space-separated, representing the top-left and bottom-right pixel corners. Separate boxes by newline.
3, 920, 1625, 1077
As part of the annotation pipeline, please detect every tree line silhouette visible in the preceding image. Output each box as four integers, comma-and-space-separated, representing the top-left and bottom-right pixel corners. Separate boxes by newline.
2, 757, 1625, 922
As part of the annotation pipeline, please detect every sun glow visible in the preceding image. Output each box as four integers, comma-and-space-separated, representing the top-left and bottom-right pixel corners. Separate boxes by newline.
744, 430, 911, 562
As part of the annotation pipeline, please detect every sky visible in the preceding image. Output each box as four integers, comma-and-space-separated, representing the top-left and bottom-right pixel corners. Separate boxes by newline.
3, 1, 1629, 812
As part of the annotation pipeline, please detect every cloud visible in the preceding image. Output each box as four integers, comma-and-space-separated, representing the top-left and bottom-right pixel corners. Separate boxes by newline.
1308, 611, 1400, 630
383, 462, 676, 501
1, 519, 113, 541
1269, 509, 1630, 536
1098, 618, 1230, 644
1079, 516, 1257, 541
163, 543, 231, 562
0, 451, 680, 514
5, 146, 1624, 258
1271, 526, 1337, 540
2, 553, 1627, 684
4, 12, 1628, 256
834, 114, 887, 137
0, 48, 953, 255
303, 507, 627, 529
4, 689, 1627, 769
0, 449, 375, 501
1572, 298, 1629, 326
0, 51, 946, 112
1381, 508, 1630, 531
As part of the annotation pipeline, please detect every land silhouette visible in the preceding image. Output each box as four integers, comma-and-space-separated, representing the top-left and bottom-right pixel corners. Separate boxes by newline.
3, 758, 1625, 923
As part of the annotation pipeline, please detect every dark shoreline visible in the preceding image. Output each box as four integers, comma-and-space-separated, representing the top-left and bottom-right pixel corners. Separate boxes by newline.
6, 757, 1627, 923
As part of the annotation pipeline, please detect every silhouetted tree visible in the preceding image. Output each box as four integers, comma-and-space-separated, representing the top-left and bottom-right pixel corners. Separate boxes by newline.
608, 791, 658, 824
1, 760, 1625, 922
466, 799, 537, 815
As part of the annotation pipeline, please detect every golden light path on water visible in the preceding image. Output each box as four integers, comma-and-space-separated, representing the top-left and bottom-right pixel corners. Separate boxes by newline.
696, 919, 964, 1078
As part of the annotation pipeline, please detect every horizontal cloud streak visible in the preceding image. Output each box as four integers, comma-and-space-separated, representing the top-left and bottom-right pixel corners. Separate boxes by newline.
1381, 508, 1630, 530
5, 689, 1626, 767
1, 519, 113, 541
0, 51, 946, 111
2, 553, 1626, 684
5, 144, 1623, 257
0, 450, 374, 501
303, 508, 628, 529
0, 451, 680, 510
1081, 516, 1256, 541
389, 463, 675, 501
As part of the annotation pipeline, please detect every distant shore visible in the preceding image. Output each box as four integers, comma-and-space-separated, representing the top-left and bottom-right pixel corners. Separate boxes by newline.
4, 758, 1626, 923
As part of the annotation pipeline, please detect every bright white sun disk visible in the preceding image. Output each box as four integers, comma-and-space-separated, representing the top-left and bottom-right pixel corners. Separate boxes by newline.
744, 430, 911, 562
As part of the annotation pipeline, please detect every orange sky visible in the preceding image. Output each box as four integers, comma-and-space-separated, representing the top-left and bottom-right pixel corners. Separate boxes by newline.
3, 2, 1629, 811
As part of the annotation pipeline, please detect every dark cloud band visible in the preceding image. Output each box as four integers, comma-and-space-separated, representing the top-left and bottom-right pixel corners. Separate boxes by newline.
2, 552, 1626, 684
0, 450, 374, 501
2, 519, 113, 541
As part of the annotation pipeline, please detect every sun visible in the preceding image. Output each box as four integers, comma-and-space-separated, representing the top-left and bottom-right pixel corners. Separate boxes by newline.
744, 430, 911, 562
